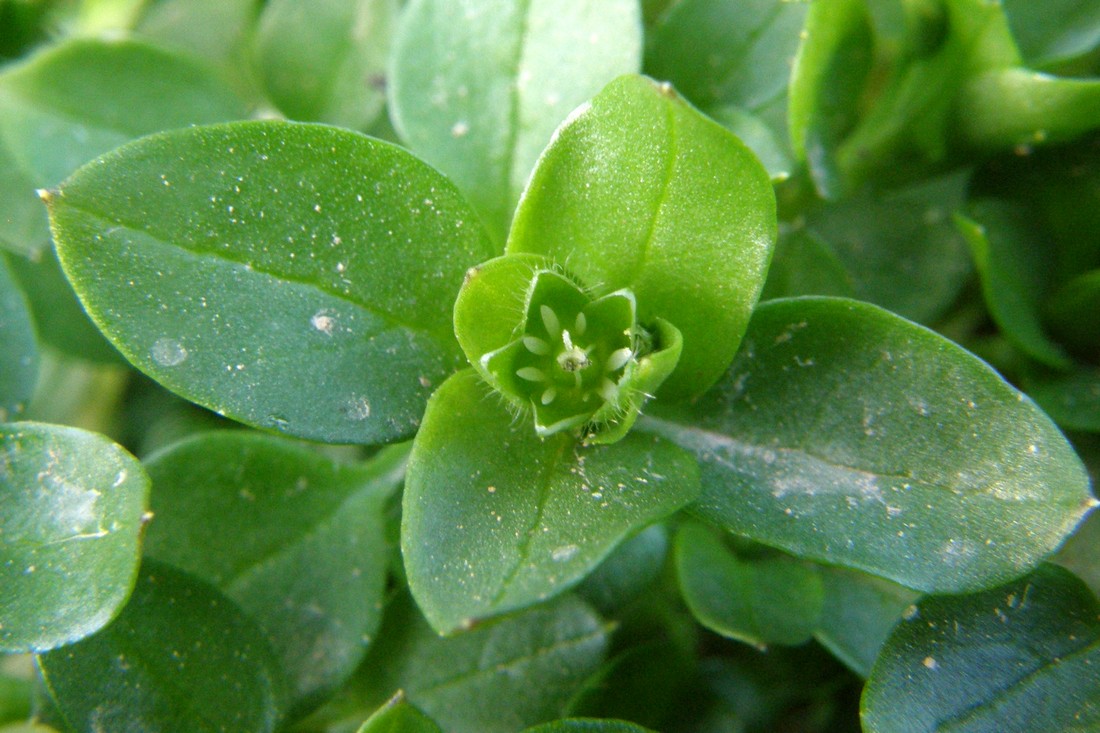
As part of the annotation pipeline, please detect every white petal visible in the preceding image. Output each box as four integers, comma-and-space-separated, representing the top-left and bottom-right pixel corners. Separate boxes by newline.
574, 311, 587, 336
523, 336, 550, 355
540, 304, 560, 337
599, 378, 618, 402
540, 387, 557, 405
516, 367, 546, 382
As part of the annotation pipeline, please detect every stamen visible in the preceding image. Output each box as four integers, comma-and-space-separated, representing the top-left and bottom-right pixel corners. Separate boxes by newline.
540, 305, 560, 338
516, 367, 546, 382
561, 329, 575, 350
606, 348, 633, 372
540, 387, 557, 405
574, 312, 587, 336
523, 336, 550, 355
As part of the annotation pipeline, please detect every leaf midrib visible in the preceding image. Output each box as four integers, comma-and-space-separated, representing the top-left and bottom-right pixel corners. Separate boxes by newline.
57, 200, 455, 343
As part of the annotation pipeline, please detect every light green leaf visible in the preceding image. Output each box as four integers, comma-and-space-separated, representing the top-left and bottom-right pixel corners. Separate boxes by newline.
38, 559, 286, 733
956, 200, 1071, 369
0, 37, 248, 257
675, 522, 823, 647
46, 120, 496, 444
813, 567, 920, 678
0, 256, 37, 421
0, 422, 148, 652
959, 69, 1100, 151
359, 593, 608, 733
357, 692, 442, 733
254, 0, 393, 130
508, 74, 776, 398
389, 0, 642, 241
143, 432, 404, 715
645, 0, 808, 112
707, 104, 793, 182
641, 297, 1096, 594
403, 369, 699, 634
862, 564, 1100, 733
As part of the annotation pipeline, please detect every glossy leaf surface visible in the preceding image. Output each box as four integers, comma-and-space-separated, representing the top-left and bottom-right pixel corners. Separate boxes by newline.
389, 0, 642, 240
143, 432, 404, 713
862, 564, 1100, 733
0, 423, 148, 652
46, 120, 496, 444
403, 370, 699, 634
359, 593, 608, 733
0, 38, 247, 257
675, 523, 823, 646
508, 74, 776, 397
38, 559, 285, 733
254, 0, 393, 130
0, 256, 36, 420
642, 297, 1096, 593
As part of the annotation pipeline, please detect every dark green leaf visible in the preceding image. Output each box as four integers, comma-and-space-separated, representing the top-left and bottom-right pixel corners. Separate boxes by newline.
403, 369, 699, 634
761, 227, 855, 303
1026, 368, 1100, 433
46, 120, 496, 444
523, 720, 658, 733
0, 256, 37, 421
575, 524, 668, 615
0, 37, 248, 257
814, 567, 920, 678
143, 432, 404, 714
253, 0, 393, 130
1055, 509, 1100, 598
707, 104, 793, 182
645, 0, 808, 112
0, 665, 32, 726
357, 691, 442, 733
1004, 0, 1100, 68
359, 593, 608, 733
862, 564, 1100, 733
1045, 268, 1100, 362
0, 422, 148, 652
642, 297, 1096, 593
675, 523, 823, 647
802, 172, 973, 324
508, 74, 776, 397
38, 559, 285, 733
389, 0, 642, 241
956, 200, 1071, 368
6, 246, 121, 364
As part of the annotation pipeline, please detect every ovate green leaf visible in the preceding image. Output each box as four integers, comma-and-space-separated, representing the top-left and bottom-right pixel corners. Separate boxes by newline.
645, 0, 808, 112
403, 370, 699, 634
508, 74, 776, 397
143, 432, 404, 715
0, 38, 248, 257
38, 559, 285, 733
0, 256, 36, 421
359, 593, 608, 733
254, 0, 393, 130
675, 522, 823, 647
47, 120, 496, 444
357, 692, 442, 733
1026, 368, 1100, 433
814, 567, 920, 678
642, 297, 1096, 593
389, 0, 642, 241
0, 423, 148, 652
862, 564, 1100, 733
